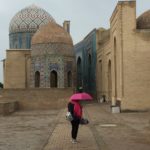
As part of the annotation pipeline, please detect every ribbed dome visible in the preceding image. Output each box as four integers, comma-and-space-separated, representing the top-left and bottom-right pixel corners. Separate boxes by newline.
31, 22, 73, 45
9, 4, 55, 34
137, 10, 150, 29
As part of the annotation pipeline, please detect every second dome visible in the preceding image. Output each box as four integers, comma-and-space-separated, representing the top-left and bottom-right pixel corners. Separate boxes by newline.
31, 22, 73, 56
32, 22, 73, 45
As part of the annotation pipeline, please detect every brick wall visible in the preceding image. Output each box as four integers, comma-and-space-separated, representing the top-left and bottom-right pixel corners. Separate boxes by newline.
4, 50, 31, 89
0, 88, 74, 110
96, 1, 150, 111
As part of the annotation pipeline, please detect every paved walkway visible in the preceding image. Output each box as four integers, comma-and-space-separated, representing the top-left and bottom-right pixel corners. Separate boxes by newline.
43, 109, 99, 150
43, 103, 150, 150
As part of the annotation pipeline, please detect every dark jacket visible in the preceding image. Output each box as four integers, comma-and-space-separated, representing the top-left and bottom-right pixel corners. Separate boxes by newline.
68, 102, 81, 121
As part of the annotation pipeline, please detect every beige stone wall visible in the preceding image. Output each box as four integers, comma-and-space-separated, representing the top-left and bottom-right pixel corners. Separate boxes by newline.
4, 50, 31, 89
120, 1, 150, 110
122, 29, 150, 110
110, 2, 125, 105
96, 28, 111, 101
0, 88, 73, 110
96, 1, 150, 111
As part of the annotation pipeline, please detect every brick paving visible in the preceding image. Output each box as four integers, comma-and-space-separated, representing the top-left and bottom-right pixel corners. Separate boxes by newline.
44, 109, 99, 150
43, 103, 150, 150
85, 103, 150, 150
0, 103, 150, 150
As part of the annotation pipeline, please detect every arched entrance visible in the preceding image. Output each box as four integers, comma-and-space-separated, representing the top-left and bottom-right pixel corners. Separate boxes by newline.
114, 37, 117, 104
108, 60, 112, 101
50, 70, 57, 87
67, 71, 72, 87
99, 60, 102, 91
77, 57, 82, 87
88, 54, 92, 91
35, 71, 40, 88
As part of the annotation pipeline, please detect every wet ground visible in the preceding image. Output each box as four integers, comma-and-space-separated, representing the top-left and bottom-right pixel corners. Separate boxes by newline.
0, 103, 150, 150
0, 110, 60, 150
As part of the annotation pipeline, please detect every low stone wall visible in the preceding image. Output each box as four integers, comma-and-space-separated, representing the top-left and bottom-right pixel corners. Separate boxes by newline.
0, 88, 74, 110
0, 100, 19, 115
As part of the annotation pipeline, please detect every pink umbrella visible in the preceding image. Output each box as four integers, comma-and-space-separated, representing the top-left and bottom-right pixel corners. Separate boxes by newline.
70, 92, 93, 101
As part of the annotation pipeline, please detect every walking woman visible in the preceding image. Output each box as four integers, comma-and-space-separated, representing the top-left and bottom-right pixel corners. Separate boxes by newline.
68, 100, 82, 144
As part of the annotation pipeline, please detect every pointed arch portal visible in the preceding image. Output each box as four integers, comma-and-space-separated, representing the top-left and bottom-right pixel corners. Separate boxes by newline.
50, 70, 57, 87
35, 71, 40, 88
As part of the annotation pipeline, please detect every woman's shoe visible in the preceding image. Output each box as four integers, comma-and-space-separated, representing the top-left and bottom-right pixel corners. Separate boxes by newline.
72, 139, 77, 144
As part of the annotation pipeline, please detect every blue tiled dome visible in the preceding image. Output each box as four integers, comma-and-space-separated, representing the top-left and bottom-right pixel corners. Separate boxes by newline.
9, 4, 55, 34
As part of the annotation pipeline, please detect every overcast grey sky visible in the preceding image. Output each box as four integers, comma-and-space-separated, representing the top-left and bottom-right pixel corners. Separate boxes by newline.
0, 0, 150, 83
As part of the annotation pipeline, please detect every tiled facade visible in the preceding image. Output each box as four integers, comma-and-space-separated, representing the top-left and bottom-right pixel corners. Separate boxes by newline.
74, 29, 96, 96
30, 21, 75, 88
30, 55, 75, 88
31, 43, 74, 57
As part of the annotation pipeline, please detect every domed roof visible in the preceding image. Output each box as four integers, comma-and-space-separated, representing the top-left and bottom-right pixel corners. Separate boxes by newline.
137, 10, 150, 29
31, 22, 73, 45
9, 4, 55, 34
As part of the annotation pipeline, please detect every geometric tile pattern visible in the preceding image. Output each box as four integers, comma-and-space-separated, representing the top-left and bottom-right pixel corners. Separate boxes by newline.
30, 54, 75, 88
31, 43, 74, 57
9, 4, 55, 34
74, 29, 96, 95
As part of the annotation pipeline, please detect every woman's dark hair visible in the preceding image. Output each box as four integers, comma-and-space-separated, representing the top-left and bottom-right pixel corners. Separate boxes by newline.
77, 86, 83, 93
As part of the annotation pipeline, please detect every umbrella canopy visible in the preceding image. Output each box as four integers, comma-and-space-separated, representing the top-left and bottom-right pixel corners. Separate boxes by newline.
70, 92, 93, 101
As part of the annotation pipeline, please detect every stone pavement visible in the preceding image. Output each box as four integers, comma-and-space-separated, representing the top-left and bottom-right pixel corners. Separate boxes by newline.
43, 103, 150, 150
43, 109, 99, 150
0, 110, 60, 150
0, 103, 150, 150
85, 103, 150, 150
